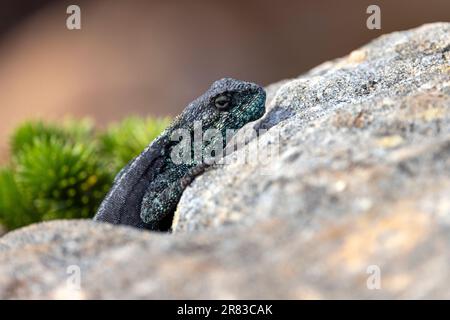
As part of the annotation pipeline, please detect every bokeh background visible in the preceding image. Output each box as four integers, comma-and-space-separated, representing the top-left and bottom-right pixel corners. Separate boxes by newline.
0, 0, 448, 161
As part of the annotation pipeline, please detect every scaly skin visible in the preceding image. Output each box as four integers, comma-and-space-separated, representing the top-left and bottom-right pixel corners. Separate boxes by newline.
94, 78, 266, 231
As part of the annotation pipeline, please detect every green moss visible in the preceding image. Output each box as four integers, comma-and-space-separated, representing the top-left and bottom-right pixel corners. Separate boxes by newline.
0, 167, 37, 229
10, 121, 68, 156
15, 137, 110, 221
0, 116, 169, 231
100, 116, 170, 173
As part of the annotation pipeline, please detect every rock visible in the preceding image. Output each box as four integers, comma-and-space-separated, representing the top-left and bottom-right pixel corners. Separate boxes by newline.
0, 23, 449, 299
173, 22, 450, 232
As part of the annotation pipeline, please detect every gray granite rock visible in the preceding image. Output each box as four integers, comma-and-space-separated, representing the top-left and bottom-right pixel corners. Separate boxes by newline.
0, 23, 449, 299
173, 22, 450, 232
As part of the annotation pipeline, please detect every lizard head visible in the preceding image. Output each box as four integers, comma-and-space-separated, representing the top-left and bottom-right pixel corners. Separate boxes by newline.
208, 78, 266, 129
176, 78, 266, 135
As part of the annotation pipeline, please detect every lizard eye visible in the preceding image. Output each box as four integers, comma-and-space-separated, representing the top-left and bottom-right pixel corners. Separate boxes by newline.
214, 94, 231, 110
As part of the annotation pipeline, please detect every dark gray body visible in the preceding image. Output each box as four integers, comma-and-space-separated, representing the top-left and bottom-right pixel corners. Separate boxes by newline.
93, 78, 266, 231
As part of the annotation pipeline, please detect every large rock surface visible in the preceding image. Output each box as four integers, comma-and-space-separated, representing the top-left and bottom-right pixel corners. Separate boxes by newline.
1, 23, 449, 299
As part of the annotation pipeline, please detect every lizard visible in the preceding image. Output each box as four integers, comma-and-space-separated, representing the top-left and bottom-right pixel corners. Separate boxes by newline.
93, 78, 266, 231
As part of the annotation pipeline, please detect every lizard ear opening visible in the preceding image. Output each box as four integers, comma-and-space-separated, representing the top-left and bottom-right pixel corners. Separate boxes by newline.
214, 93, 232, 111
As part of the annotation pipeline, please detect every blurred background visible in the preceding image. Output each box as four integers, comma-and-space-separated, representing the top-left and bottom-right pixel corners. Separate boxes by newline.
0, 0, 449, 161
